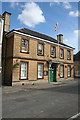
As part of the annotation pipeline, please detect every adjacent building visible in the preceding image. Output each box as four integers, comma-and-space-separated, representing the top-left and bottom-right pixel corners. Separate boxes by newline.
74, 51, 80, 78
0, 14, 4, 85
2, 11, 75, 86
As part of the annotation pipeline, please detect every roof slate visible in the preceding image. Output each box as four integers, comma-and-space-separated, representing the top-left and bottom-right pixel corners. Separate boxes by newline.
7, 27, 75, 49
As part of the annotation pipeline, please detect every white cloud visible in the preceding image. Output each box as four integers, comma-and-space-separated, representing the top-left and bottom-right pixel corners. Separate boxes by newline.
50, 2, 71, 9
10, 2, 15, 8
3, 0, 21, 1
74, 30, 80, 38
54, 0, 60, 4
64, 30, 79, 54
69, 11, 78, 17
74, 30, 78, 35
64, 39, 69, 42
16, 2, 19, 6
74, 30, 80, 52
50, 2, 54, 7
18, 2, 45, 28
50, 1, 60, 7
63, 2, 71, 9
10, 2, 19, 8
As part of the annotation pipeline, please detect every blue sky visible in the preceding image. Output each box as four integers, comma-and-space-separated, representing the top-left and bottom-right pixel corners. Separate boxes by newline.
2, 2, 78, 53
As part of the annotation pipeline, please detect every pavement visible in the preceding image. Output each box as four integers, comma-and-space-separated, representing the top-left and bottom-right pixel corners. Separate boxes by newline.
2, 78, 80, 119
2, 79, 78, 93
2, 78, 77, 94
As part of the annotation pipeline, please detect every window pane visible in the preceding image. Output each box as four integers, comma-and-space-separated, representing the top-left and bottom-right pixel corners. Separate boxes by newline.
51, 47, 55, 57
21, 63, 27, 79
22, 40, 28, 52
60, 49, 63, 58
38, 43, 43, 55
67, 51, 70, 59
38, 44, 42, 50
38, 64, 43, 78
68, 66, 70, 76
60, 65, 63, 77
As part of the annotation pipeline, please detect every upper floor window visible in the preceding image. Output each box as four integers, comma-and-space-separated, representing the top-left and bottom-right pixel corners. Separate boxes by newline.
67, 50, 71, 60
60, 48, 64, 59
51, 46, 56, 57
38, 43, 43, 55
21, 39, 28, 53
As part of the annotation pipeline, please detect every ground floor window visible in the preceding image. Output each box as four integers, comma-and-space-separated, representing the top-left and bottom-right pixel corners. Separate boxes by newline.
60, 65, 64, 77
38, 63, 43, 78
78, 71, 80, 75
68, 66, 71, 77
21, 62, 27, 79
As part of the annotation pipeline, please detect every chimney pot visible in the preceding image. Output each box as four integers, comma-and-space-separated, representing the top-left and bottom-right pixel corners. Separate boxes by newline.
57, 34, 63, 43
2, 11, 11, 32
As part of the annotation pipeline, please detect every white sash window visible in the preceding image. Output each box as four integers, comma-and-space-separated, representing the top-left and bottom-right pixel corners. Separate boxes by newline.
51, 46, 55, 57
60, 65, 64, 77
22, 39, 28, 52
38, 43, 43, 55
67, 51, 71, 60
68, 66, 70, 77
60, 49, 64, 58
21, 62, 27, 79
38, 64, 43, 78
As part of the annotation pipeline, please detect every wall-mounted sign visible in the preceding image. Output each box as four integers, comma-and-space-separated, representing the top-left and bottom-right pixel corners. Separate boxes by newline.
44, 71, 48, 76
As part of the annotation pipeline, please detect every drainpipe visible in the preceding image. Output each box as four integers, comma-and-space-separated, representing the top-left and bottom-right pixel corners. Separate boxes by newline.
3, 36, 7, 85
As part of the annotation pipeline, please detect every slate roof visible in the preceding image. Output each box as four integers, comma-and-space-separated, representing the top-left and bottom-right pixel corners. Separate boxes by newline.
74, 51, 80, 61
7, 27, 75, 49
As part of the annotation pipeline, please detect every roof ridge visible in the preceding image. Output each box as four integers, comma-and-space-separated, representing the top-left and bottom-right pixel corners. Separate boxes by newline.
18, 27, 74, 49
22, 27, 57, 41
7, 28, 75, 49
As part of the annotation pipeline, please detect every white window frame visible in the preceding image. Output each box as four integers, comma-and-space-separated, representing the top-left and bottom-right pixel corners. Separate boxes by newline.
67, 51, 71, 60
60, 49, 64, 59
51, 46, 55, 57
68, 66, 71, 77
60, 65, 64, 77
21, 62, 27, 79
38, 43, 43, 55
22, 39, 28, 52
38, 63, 43, 79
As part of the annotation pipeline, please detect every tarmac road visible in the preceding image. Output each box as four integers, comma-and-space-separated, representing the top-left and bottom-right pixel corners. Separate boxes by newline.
2, 78, 79, 119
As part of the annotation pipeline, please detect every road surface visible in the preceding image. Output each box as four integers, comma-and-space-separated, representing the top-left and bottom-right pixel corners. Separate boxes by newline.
2, 78, 79, 119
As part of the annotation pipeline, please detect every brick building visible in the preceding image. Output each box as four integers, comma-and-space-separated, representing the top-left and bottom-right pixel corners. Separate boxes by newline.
0, 14, 4, 86
2, 11, 75, 86
74, 51, 80, 78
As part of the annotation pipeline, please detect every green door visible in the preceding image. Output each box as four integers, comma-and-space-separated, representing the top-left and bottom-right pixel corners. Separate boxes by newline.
50, 69, 56, 82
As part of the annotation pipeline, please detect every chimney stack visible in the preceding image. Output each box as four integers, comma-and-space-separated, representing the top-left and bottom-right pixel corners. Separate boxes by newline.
2, 11, 11, 32
57, 34, 63, 43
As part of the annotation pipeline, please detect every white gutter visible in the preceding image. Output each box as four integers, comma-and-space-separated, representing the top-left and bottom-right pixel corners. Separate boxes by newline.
6, 30, 75, 50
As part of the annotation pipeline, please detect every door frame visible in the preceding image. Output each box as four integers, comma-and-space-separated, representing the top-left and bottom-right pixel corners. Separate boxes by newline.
50, 67, 56, 82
